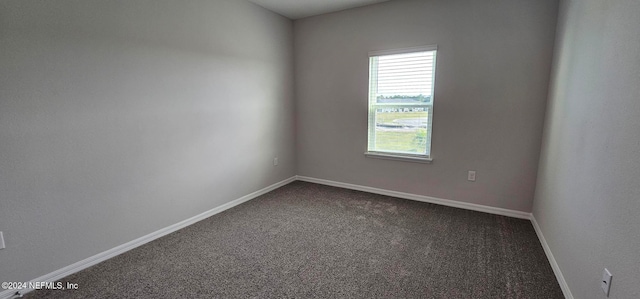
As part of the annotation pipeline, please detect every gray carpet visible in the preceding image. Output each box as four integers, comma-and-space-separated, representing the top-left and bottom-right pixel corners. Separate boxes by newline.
26, 181, 563, 298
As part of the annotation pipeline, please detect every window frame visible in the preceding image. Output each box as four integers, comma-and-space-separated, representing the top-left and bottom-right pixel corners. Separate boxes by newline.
365, 45, 438, 163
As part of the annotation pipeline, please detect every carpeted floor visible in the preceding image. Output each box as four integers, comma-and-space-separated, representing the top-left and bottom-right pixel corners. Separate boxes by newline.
26, 181, 564, 298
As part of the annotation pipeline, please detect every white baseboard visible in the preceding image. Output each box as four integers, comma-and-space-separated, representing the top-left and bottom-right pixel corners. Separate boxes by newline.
2, 175, 571, 299
297, 175, 572, 298
295, 175, 531, 219
0, 176, 296, 299
530, 214, 573, 299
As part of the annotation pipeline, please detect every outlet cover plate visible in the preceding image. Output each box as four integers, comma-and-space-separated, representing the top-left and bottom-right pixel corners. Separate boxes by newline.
602, 268, 612, 296
467, 171, 476, 181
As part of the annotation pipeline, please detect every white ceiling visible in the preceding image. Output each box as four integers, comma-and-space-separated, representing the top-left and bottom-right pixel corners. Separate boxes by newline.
249, 0, 391, 19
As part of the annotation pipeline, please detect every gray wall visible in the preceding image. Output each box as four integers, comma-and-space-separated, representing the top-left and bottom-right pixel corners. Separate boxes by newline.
0, 0, 295, 283
294, 0, 558, 212
532, 0, 640, 298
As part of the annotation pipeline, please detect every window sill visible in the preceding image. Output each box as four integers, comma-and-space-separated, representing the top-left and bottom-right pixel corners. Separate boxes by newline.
364, 151, 433, 164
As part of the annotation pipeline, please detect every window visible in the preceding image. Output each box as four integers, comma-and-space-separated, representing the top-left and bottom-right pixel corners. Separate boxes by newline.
366, 46, 437, 162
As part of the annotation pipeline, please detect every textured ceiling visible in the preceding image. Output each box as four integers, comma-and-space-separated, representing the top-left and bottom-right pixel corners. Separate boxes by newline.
249, 0, 390, 19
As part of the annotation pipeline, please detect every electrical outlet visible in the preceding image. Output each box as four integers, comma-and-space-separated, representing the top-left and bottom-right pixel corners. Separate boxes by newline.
602, 268, 612, 296
0, 231, 5, 249
273, 157, 278, 166
467, 171, 476, 181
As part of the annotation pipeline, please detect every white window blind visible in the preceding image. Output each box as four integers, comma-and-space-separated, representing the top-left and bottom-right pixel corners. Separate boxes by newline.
367, 46, 437, 159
